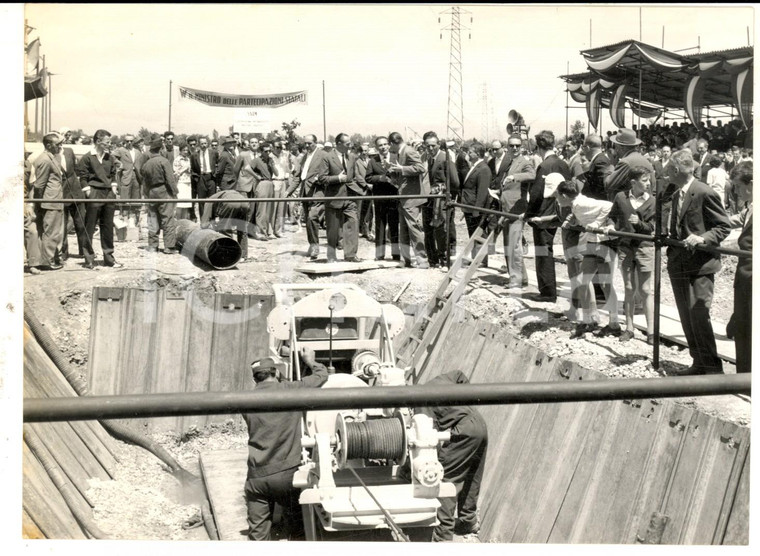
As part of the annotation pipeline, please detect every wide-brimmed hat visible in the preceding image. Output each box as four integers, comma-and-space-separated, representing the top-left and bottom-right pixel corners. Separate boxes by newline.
222, 136, 237, 145
610, 128, 641, 147
543, 172, 566, 198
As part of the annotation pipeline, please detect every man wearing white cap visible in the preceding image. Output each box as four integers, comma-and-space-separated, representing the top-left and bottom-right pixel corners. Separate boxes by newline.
58, 126, 73, 144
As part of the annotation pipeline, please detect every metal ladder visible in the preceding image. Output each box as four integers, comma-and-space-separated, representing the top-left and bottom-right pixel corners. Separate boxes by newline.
395, 223, 500, 384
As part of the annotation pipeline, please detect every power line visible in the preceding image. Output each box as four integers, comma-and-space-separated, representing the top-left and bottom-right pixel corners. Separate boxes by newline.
439, 6, 471, 142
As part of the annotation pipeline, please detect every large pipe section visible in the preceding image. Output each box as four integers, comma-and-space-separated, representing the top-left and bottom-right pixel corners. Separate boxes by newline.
24, 374, 750, 423
174, 219, 242, 270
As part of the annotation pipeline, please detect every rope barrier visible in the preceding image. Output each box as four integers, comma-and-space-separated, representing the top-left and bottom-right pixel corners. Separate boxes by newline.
450, 201, 752, 259
24, 194, 445, 205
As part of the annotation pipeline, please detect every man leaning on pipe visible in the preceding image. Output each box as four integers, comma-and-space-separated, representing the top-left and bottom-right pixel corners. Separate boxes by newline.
242, 346, 328, 541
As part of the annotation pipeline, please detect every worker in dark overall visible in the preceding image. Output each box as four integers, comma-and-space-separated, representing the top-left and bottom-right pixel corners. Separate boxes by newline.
419, 370, 488, 541
242, 346, 329, 541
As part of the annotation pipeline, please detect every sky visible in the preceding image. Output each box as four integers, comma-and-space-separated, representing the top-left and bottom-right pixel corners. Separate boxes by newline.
22, 4, 755, 142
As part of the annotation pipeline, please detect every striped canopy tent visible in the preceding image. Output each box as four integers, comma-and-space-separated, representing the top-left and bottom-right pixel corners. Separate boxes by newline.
560, 39, 753, 131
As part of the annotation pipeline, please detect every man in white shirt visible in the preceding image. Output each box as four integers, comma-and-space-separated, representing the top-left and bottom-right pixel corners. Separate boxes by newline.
269, 140, 291, 237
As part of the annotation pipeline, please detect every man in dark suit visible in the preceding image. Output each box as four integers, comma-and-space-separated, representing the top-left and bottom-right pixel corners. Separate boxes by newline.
32, 133, 66, 270
59, 139, 87, 261
317, 132, 364, 263
191, 135, 218, 218
524, 130, 571, 301
298, 134, 328, 260
693, 139, 711, 181
580, 134, 612, 201
365, 136, 400, 261
460, 143, 492, 265
501, 135, 535, 287
726, 161, 752, 374
387, 131, 429, 268
77, 129, 121, 269
421, 133, 460, 267
667, 149, 731, 375
214, 136, 238, 191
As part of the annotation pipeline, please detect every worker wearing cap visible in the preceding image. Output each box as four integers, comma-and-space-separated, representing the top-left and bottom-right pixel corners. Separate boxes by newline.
418, 370, 488, 541
243, 346, 329, 541
140, 136, 179, 254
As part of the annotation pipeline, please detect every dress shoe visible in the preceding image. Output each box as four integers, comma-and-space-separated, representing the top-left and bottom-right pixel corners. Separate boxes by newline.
594, 324, 622, 338
531, 294, 557, 303
309, 253, 319, 261
400, 259, 414, 268
163, 248, 178, 255
671, 366, 705, 376
273, 232, 283, 238
28, 266, 41, 275
366, 234, 375, 242
619, 330, 635, 342
43, 263, 63, 271
375, 257, 386, 261
104, 261, 124, 268
391, 256, 401, 261
417, 261, 430, 269
252, 232, 268, 241
83, 262, 95, 270
570, 322, 597, 339
345, 256, 363, 263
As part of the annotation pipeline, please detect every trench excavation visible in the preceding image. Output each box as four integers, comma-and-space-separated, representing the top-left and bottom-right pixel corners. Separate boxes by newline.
22, 282, 750, 544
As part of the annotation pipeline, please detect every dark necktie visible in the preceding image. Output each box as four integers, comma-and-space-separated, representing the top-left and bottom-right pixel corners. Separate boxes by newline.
671, 189, 682, 238
341, 153, 347, 172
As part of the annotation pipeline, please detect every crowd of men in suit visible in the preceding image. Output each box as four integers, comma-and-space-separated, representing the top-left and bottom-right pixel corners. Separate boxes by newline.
25, 123, 752, 374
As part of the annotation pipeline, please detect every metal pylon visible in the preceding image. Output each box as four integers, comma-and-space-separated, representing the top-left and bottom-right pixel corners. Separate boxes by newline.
440, 6, 471, 143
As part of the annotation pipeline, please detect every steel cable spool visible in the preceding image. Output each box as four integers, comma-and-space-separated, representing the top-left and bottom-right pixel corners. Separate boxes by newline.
335, 413, 407, 468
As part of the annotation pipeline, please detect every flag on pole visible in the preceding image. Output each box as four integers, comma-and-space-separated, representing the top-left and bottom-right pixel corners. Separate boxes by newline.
26, 38, 40, 76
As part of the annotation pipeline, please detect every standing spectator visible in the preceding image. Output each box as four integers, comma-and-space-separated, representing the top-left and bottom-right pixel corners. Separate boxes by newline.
500, 135, 535, 287
705, 155, 729, 209
58, 126, 73, 144
186, 135, 199, 154
387, 131, 429, 268
557, 179, 620, 338
256, 143, 277, 238
173, 144, 194, 221
191, 136, 218, 219
112, 134, 143, 226
162, 131, 179, 163
418, 370, 488, 542
24, 150, 43, 274
215, 136, 238, 191
487, 140, 511, 257
725, 162, 752, 373
243, 347, 328, 541
604, 128, 655, 201
201, 189, 252, 262
210, 138, 219, 151
693, 139, 711, 180
579, 134, 612, 201
59, 136, 87, 261
354, 144, 374, 242
269, 140, 291, 237
608, 166, 656, 344
667, 149, 731, 375
524, 130, 571, 302
78, 129, 121, 269
318, 132, 363, 263
421, 133, 459, 268
140, 137, 179, 254
365, 136, 401, 261
32, 133, 65, 270
298, 134, 328, 260
459, 143, 492, 266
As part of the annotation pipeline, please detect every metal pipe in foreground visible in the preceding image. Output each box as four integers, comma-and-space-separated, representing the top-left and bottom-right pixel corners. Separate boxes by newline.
24, 375, 750, 423
174, 219, 241, 270
23, 194, 446, 204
